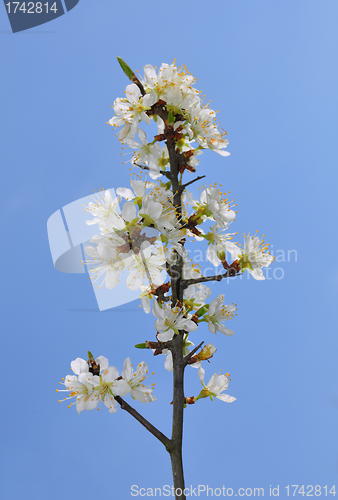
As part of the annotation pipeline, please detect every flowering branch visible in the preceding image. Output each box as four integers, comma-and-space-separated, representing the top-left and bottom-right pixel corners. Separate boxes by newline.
56, 57, 274, 500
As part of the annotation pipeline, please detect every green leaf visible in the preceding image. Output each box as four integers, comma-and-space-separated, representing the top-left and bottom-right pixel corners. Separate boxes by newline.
117, 57, 135, 80
87, 350, 94, 360
135, 343, 147, 349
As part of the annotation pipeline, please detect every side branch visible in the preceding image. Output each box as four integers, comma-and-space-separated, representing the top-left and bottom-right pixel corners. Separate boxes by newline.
134, 163, 172, 181
181, 269, 242, 289
179, 175, 206, 192
115, 396, 172, 450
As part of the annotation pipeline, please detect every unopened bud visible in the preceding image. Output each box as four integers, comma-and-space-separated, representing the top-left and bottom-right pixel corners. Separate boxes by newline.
87, 351, 100, 376
185, 396, 196, 405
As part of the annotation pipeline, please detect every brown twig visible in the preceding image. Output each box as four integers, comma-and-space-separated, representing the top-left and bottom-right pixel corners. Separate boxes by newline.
183, 341, 204, 366
134, 162, 172, 181
179, 175, 206, 192
181, 269, 242, 290
114, 396, 172, 451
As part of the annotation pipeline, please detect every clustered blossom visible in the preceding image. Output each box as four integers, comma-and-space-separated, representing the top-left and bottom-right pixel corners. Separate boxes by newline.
57, 355, 156, 414
186, 187, 236, 227
109, 62, 230, 175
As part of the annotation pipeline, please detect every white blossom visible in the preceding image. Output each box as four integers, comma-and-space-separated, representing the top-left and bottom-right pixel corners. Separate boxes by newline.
57, 356, 130, 414
200, 187, 236, 226
237, 234, 274, 280
205, 223, 240, 266
197, 367, 236, 403
85, 246, 134, 290
109, 84, 157, 142
85, 190, 125, 232
185, 102, 230, 156
125, 129, 168, 179
122, 358, 156, 403
152, 301, 198, 342
116, 179, 156, 202
127, 241, 166, 291
141, 63, 198, 100
205, 294, 236, 336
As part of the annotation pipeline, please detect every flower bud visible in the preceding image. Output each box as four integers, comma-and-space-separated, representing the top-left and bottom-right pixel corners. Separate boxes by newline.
188, 343, 217, 365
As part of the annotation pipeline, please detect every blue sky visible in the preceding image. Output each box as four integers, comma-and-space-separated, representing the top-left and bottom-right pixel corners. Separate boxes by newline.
1, 1, 338, 498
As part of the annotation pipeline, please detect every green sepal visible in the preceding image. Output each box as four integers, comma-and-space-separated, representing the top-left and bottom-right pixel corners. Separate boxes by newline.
195, 389, 208, 401
238, 254, 254, 272
176, 138, 187, 152
204, 232, 214, 243
125, 218, 139, 232
160, 180, 172, 189
195, 388, 216, 401
183, 299, 195, 313
117, 57, 135, 80
168, 111, 175, 124
202, 207, 213, 218
195, 304, 210, 317
158, 156, 169, 168
134, 196, 143, 209
139, 214, 154, 227
135, 343, 147, 349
